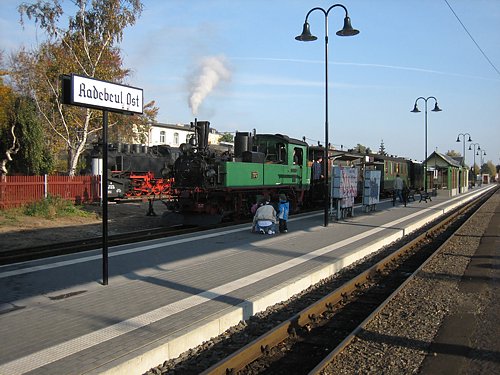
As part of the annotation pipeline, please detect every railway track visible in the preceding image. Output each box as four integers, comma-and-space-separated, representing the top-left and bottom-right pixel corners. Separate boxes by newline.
176, 188, 495, 375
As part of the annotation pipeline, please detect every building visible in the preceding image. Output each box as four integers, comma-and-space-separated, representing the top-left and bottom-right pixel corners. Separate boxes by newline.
144, 122, 222, 148
425, 151, 468, 196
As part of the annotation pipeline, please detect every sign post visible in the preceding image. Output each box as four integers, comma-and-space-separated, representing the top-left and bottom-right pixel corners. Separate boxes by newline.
61, 74, 143, 285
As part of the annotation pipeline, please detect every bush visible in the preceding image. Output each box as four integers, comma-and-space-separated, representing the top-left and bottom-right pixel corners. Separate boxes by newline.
23, 195, 92, 219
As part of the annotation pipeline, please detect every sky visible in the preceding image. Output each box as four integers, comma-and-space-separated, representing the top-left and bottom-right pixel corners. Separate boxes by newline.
1, 0, 499, 167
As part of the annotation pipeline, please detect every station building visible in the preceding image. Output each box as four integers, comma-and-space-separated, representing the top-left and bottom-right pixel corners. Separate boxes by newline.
425, 151, 468, 196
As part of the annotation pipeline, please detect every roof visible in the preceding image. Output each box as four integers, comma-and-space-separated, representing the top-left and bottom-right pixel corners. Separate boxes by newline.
150, 122, 192, 131
427, 151, 463, 168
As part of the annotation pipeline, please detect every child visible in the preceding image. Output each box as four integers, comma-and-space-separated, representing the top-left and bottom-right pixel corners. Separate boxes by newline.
277, 194, 289, 233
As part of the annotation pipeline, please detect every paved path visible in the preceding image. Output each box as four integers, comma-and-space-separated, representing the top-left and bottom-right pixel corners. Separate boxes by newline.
419, 187, 500, 374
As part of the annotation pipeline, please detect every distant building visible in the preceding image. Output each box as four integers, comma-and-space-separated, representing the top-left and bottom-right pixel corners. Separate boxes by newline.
144, 122, 223, 147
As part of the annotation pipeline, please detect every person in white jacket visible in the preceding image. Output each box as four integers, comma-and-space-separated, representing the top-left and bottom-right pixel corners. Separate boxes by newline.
252, 200, 278, 234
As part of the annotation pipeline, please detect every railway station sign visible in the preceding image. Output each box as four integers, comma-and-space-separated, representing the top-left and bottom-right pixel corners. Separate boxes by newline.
61, 74, 143, 115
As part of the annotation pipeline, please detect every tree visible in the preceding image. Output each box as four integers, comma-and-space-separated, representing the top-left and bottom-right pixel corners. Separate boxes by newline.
10, 96, 54, 174
446, 150, 461, 157
12, 0, 157, 176
378, 139, 387, 155
354, 144, 368, 154
219, 132, 234, 143
1, 51, 54, 175
482, 160, 496, 178
0, 53, 20, 175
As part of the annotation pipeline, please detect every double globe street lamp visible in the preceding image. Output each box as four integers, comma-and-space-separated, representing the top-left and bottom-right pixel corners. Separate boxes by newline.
477, 149, 487, 185
456, 133, 472, 166
469, 142, 480, 186
295, 4, 359, 227
456, 133, 472, 192
411, 96, 442, 193
477, 149, 487, 169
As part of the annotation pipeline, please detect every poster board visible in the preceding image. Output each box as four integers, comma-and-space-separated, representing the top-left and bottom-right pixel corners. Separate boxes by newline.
332, 166, 358, 208
363, 170, 381, 206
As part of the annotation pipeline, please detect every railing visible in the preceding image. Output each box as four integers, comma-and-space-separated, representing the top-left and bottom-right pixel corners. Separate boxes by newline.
0, 175, 100, 209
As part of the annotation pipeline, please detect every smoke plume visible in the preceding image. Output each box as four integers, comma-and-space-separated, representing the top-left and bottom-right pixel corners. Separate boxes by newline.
188, 55, 231, 115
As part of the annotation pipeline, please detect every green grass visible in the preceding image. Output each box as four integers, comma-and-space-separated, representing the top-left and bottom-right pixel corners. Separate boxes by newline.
0, 207, 23, 226
22, 196, 94, 219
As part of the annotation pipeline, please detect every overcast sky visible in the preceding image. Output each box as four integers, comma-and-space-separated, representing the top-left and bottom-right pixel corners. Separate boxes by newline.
1, 0, 499, 166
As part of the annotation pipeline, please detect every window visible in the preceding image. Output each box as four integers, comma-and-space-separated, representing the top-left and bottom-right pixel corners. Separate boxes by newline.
293, 147, 303, 166
159, 131, 165, 144
174, 132, 179, 145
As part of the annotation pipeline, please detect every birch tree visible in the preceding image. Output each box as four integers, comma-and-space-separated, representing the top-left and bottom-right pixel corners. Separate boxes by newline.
12, 0, 157, 176
0, 55, 19, 176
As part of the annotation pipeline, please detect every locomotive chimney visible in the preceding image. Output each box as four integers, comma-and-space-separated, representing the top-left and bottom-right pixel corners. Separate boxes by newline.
191, 118, 210, 151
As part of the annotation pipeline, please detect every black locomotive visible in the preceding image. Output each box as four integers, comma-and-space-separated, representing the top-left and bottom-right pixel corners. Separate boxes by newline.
89, 142, 180, 198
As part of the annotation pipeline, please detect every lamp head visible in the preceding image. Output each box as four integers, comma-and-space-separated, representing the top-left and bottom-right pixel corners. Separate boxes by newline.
456, 136, 460, 143
468, 145, 472, 150
295, 22, 317, 41
411, 103, 420, 113
432, 103, 442, 112
467, 135, 472, 142
336, 16, 360, 36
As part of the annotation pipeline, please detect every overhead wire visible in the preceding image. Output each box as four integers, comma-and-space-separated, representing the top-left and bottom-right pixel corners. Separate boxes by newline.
443, 0, 500, 76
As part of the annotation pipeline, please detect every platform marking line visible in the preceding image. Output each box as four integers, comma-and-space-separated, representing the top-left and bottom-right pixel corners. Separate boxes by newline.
0, 186, 490, 280
0, 209, 437, 375
0, 202, 439, 279
0, 212, 323, 278
0, 187, 491, 374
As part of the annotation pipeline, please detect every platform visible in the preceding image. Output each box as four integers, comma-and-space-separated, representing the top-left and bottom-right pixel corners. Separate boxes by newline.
0, 185, 496, 375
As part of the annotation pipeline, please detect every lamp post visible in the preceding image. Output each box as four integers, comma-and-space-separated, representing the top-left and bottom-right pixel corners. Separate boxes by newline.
456, 133, 472, 166
477, 149, 487, 171
456, 133, 472, 192
468, 142, 480, 186
411, 96, 442, 193
477, 149, 486, 185
295, 4, 359, 227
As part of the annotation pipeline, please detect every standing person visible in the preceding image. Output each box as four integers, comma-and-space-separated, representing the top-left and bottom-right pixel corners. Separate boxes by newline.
394, 174, 404, 203
277, 194, 289, 233
252, 199, 277, 234
312, 156, 323, 181
311, 156, 324, 201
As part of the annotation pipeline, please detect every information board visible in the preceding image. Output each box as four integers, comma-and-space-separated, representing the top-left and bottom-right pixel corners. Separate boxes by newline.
363, 170, 381, 205
331, 166, 358, 208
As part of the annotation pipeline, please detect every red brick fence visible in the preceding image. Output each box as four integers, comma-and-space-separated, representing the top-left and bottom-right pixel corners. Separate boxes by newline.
0, 175, 101, 209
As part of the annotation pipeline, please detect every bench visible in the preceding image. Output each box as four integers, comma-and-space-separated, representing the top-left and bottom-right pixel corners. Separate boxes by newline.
406, 189, 416, 202
418, 189, 432, 203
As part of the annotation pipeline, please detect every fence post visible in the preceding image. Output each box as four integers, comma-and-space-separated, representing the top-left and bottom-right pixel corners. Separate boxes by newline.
44, 174, 48, 198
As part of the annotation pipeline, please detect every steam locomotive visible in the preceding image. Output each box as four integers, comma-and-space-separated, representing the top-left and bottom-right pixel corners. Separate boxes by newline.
89, 142, 180, 199
164, 119, 311, 225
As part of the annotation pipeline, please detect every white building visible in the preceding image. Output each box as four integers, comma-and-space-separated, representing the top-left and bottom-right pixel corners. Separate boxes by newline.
144, 122, 223, 147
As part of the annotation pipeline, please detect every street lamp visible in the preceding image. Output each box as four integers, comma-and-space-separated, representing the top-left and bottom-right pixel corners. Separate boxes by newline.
477, 149, 487, 185
477, 149, 487, 169
456, 133, 472, 192
411, 96, 442, 193
295, 4, 359, 227
468, 142, 480, 186
456, 133, 472, 166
